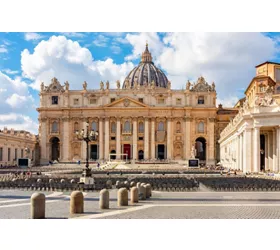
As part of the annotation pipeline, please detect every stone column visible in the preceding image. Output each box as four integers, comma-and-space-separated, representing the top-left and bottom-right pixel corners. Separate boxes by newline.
151, 118, 155, 160
62, 117, 69, 162
277, 127, 280, 172
239, 132, 243, 171
81, 119, 87, 161
40, 118, 48, 164
253, 126, 260, 173
144, 117, 149, 160
167, 118, 172, 159
185, 117, 191, 160
273, 129, 276, 172
208, 118, 215, 165
104, 118, 110, 161
133, 118, 138, 160
116, 118, 121, 160
243, 128, 252, 173
268, 132, 273, 172
99, 118, 104, 160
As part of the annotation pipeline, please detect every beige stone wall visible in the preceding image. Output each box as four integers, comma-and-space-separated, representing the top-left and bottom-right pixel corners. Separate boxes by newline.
0, 128, 37, 165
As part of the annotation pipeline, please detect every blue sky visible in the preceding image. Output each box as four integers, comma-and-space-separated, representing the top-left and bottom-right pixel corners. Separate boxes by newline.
0, 32, 279, 134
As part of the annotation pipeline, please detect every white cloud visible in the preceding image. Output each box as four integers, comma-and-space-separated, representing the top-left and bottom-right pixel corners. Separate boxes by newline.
6, 93, 34, 108
0, 45, 8, 53
24, 32, 43, 41
125, 32, 164, 61
60, 32, 86, 38
93, 34, 109, 47
2, 69, 19, 75
111, 45, 121, 54
125, 32, 278, 106
0, 113, 38, 134
21, 35, 134, 90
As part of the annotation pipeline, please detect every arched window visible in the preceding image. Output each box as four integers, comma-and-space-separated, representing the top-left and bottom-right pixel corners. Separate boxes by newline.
91, 121, 97, 131
52, 121, 58, 133
139, 122, 144, 133
124, 121, 131, 132
74, 122, 79, 132
111, 122, 116, 133
158, 122, 164, 131
198, 122, 204, 133
176, 121, 181, 133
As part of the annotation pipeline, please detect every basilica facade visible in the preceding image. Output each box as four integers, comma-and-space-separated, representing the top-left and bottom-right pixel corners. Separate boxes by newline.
37, 44, 237, 165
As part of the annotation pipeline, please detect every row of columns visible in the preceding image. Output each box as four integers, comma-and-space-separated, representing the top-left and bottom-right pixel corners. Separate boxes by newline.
222, 126, 280, 173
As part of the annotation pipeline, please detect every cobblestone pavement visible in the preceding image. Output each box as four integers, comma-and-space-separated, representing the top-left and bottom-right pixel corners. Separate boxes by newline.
1, 189, 280, 219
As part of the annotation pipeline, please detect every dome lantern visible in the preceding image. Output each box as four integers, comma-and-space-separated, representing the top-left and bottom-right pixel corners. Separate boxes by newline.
123, 43, 169, 89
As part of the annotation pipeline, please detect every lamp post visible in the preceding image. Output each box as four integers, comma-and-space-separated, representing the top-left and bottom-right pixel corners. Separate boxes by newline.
76, 120, 99, 177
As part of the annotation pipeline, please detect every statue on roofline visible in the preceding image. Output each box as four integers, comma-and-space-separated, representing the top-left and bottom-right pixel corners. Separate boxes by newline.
116, 80, 120, 89
100, 81, 104, 90
40, 82, 44, 92
65, 81, 69, 91
83, 81, 87, 91
106, 81, 110, 90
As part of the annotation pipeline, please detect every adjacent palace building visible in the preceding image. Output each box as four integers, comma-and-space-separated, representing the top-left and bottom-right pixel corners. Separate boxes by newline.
37, 44, 238, 165
219, 62, 280, 173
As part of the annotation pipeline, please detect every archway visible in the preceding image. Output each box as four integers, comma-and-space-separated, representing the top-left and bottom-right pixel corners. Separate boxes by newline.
110, 150, 116, 160
195, 137, 206, 161
50, 137, 60, 161
138, 150, 144, 160
157, 144, 165, 160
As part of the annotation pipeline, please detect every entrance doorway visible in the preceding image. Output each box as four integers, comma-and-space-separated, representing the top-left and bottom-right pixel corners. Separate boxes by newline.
195, 137, 206, 161
138, 150, 144, 160
50, 137, 60, 161
157, 144, 165, 160
110, 150, 116, 160
260, 134, 265, 171
90, 145, 98, 160
123, 144, 131, 159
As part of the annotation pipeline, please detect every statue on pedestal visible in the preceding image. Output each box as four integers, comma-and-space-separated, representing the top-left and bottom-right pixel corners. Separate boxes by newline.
40, 82, 44, 92
116, 80, 120, 90
100, 81, 104, 90
83, 81, 87, 91
186, 80, 191, 90
191, 145, 196, 159
65, 81, 69, 91
106, 81, 109, 90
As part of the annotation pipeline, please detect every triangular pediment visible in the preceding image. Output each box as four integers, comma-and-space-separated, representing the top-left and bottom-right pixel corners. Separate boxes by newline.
104, 97, 148, 108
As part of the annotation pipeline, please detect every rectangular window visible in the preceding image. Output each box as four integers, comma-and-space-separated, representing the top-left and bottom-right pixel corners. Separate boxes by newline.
198, 96, 204, 104
52, 96, 58, 105
8, 148, 10, 161
0, 148, 2, 161
138, 137, 144, 140
158, 98, 165, 104
111, 137, 116, 140
176, 98, 182, 105
111, 98, 116, 103
74, 98, 79, 105
21, 149, 23, 158
32, 150, 34, 160
276, 68, 280, 82
138, 98, 143, 103
15, 148, 17, 160
89, 98, 97, 104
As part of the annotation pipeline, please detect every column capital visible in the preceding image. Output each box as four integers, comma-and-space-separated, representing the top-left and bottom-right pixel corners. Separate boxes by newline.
144, 116, 150, 122
104, 117, 110, 122
184, 116, 192, 122
208, 117, 216, 123
61, 116, 70, 122
132, 117, 138, 122
151, 117, 156, 122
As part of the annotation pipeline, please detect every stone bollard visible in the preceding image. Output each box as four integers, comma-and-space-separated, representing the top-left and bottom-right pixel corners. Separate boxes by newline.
130, 187, 138, 203
130, 181, 135, 187
31, 192, 45, 219
118, 188, 128, 206
99, 189, 109, 209
139, 185, 146, 200
145, 184, 152, 198
70, 191, 84, 214
136, 182, 141, 189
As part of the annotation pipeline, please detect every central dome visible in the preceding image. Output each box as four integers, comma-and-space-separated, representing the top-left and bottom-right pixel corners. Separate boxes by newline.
122, 43, 169, 89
